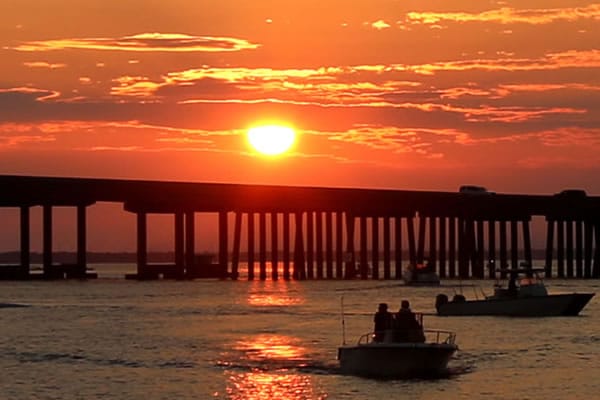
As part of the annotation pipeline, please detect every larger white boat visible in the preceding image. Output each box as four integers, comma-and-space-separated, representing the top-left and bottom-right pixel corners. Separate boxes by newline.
337, 314, 458, 379
435, 267, 595, 317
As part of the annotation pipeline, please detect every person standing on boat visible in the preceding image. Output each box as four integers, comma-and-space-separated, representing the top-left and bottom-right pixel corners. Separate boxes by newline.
373, 303, 393, 342
393, 300, 425, 343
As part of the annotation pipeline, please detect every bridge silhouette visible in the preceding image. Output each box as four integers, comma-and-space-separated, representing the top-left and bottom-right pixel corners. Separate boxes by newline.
1, 175, 599, 280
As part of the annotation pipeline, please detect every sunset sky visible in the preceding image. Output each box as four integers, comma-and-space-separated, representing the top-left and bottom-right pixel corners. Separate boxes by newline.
1, 0, 599, 198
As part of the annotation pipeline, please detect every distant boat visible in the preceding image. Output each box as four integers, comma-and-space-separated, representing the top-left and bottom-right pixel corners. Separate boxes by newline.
435, 266, 595, 317
338, 313, 457, 379
403, 263, 440, 286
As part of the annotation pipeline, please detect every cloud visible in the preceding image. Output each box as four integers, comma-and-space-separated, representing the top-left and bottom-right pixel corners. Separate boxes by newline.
371, 20, 391, 30
107, 49, 600, 101
406, 4, 600, 26
0, 87, 60, 102
9, 32, 259, 52
23, 61, 66, 69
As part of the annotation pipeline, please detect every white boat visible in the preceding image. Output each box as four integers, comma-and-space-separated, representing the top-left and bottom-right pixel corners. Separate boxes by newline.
435, 267, 595, 317
403, 263, 440, 286
338, 314, 457, 379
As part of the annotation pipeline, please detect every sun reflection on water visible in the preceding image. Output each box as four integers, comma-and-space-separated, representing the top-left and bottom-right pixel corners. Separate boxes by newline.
235, 334, 307, 362
225, 370, 325, 400
246, 280, 305, 307
219, 334, 326, 399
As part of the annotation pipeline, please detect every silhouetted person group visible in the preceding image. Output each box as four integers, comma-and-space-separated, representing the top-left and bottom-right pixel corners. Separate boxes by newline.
373, 300, 425, 343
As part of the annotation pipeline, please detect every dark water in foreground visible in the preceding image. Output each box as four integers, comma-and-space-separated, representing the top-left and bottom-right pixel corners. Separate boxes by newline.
1, 264, 599, 399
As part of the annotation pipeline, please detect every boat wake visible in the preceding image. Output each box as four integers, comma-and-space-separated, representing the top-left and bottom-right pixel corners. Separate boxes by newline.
0, 303, 30, 308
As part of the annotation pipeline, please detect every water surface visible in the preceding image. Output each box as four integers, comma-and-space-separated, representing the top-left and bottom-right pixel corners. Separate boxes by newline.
1, 264, 598, 399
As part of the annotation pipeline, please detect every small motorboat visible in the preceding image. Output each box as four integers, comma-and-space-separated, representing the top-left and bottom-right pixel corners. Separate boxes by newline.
435, 267, 595, 317
403, 262, 440, 286
337, 313, 457, 379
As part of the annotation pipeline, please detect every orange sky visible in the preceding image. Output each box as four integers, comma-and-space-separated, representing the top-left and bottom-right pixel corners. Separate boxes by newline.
1, 0, 600, 196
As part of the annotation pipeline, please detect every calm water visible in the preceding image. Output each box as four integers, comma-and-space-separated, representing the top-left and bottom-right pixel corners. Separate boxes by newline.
1, 264, 599, 399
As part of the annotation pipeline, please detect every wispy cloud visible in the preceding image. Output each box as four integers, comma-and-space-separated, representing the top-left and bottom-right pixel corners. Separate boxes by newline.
406, 4, 600, 26
9, 33, 259, 52
108, 49, 600, 100
23, 61, 66, 69
0, 87, 60, 102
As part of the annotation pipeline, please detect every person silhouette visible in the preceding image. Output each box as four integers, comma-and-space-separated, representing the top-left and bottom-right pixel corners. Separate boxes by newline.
394, 300, 425, 342
373, 303, 393, 342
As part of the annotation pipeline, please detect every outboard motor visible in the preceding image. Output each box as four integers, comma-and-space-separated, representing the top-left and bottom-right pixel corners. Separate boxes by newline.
452, 294, 466, 303
435, 293, 448, 309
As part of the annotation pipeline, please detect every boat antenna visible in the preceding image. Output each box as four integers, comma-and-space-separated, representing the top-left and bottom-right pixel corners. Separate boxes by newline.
340, 295, 346, 345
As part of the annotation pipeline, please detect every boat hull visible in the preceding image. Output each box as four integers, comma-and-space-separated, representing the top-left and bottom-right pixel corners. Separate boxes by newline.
338, 343, 457, 379
437, 293, 594, 317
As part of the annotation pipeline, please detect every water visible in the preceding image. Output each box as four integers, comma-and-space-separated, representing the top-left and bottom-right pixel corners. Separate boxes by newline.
1, 264, 599, 399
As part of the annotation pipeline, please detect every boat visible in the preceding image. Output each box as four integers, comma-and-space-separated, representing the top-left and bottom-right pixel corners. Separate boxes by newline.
337, 312, 458, 379
403, 262, 440, 286
435, 267, 595, 317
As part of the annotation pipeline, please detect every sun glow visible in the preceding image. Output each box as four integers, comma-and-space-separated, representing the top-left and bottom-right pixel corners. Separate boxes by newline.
247, 125, 296, 156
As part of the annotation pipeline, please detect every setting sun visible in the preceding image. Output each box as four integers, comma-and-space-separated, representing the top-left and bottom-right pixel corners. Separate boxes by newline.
247, 125, 296, 156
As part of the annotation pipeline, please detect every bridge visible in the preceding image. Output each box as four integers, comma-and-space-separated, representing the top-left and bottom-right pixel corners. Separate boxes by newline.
1, 175, 599, 280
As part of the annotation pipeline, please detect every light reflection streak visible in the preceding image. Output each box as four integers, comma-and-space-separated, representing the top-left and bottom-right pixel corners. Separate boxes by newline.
225, 371, 326, 400
246, 280, 305, 307
222, 334, 325, 399
235, 334, 307, 362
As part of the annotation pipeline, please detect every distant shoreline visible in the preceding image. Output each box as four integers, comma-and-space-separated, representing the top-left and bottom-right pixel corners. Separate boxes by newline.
0, 249, 551, 264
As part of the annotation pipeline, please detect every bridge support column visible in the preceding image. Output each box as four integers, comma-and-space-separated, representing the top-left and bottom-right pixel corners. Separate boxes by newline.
593, 222, 600, 278
429, 216, 437, 275
259, 212, 267, 280
247, 212, 255, 280
545, 219, 554, 277
20, 206, 30, 278
575, 220, 583, 278
43, 205, 53, 277
584, 220, 592, 278
76, 204, 87, 277
359, 216, 368, 279
371, 217, 379, 279
439, 217, 446, 279
407, 216, 417, 266
185, 211, 195, 278
136, 211, 147, 278
566, 220, 574, 278
293, 212, 305, 279
344, 213, 356, 279
499, 220, 507, 278
306, 212, 314, 279
231, 212, 241, 280
557, 220, 565, 278
174, 212, 184, 278
475, 220, 484, 278
316, 212, 324, 279
510, 220, 519, 270
487, 220, 496, 279
448, 217, 456, 278
335, 212, 344, 279
283, 212, 290, 280
383, 217, 391, 279
271, 212, 279, 280
326, 212, 333, 279
522, 219, 532, 269
394, 216, 402, 279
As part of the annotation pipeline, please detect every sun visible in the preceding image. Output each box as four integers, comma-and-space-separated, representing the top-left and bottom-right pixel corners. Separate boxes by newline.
247, 125, 296, 156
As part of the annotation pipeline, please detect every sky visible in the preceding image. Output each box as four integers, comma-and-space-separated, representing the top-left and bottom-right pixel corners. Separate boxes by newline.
0, 1, 599, 252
